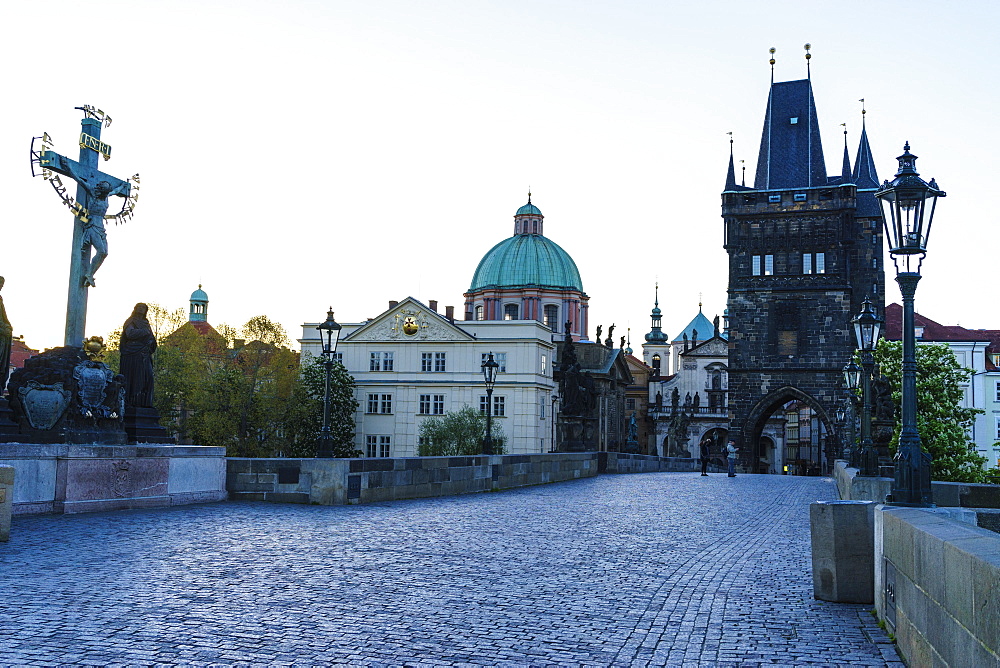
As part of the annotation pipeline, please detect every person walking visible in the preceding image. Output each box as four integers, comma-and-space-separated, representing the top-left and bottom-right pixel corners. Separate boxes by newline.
699, 438, 711, 476
726, 440, 738, 477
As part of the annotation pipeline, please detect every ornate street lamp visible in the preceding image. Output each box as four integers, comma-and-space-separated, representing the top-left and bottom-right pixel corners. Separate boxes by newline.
481, 352, 500, 455
843, 360, 862, 467
316, 308, 342, 458
876, 142, 946, 506
852, 297, 883, 476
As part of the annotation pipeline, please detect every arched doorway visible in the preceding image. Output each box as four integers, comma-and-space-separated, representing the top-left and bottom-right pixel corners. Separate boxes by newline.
742, 386, 836, 475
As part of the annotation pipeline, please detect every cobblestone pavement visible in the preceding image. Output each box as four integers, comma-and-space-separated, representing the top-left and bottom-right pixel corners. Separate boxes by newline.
1, 473, 903, 667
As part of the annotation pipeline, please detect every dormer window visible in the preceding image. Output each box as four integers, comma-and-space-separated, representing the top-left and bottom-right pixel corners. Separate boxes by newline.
915, 326, 924, 339
789, 117, 799, 124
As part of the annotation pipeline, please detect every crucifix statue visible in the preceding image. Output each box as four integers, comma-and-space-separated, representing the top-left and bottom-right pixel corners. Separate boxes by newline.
34, 107, 136, 347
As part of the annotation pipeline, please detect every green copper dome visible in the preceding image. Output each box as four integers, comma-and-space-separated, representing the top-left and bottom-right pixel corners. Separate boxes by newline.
469, 235, 583, 292
516, 201, 542, 216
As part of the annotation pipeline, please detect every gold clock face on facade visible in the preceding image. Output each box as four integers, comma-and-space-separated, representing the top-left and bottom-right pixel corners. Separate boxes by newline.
402, 316, 419, 335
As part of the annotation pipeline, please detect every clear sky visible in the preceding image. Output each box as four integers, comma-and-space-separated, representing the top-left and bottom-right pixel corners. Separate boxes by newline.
4, 0, 996, 351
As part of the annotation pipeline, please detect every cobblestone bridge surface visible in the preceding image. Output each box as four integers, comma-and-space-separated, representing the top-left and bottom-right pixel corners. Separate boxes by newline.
2, 473, 902, 667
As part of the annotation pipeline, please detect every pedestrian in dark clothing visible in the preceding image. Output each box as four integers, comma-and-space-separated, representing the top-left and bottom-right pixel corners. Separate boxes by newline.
699, 439, 711, 476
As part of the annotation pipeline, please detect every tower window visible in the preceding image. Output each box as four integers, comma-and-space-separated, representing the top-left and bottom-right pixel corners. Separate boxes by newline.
768, 195, 781, 203
753, 255, 774, 276
652, 354, 661, 375
504, 304, 518, 320
475, 305, 484, 321
789, 117, 799, 124
803, 253, 825, 274
793, 193, 807, 202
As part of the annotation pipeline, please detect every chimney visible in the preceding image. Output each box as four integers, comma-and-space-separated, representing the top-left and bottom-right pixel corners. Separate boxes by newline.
389, 300, 398, 309
429, 300, 438, 312
445, 305, 454, 322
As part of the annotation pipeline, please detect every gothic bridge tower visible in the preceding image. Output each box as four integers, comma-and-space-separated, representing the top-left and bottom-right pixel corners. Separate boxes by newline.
723, 49, 885, 473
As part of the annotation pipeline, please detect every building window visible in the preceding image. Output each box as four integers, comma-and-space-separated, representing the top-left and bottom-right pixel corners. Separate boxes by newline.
752, 255, 774, 276
434, 352, 446, 372
652, 354, 661, 375
367, 393, 392, 414
626, 398, 636, 411
540, 397, 546, 419
475, 305, 484, 321
332, 352, 343, 364
803, 253, 826, 275
482, 352, 506, 372
479, 395, 506, 417
421, 353, 432, 372
370, 351, 393, 371
432, 394, 445, 415
419, 394, 431, 415
995, 417, 1000, 440
366, 435, 391, 457
541, 353, 547, 375
504, 304, 518, 320
544, 305, 559, 331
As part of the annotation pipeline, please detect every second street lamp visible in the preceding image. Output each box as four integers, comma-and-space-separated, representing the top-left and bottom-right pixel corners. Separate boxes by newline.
876, 142, 945, 507
852, 297, 883, 476
481, 352, 500, 455
843, 359, 862, 467
316, 308, 342, 458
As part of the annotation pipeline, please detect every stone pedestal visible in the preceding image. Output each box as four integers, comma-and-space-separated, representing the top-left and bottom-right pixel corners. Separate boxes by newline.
124, 406, 175, 444
0, 465, 12, 541
810, 500, 875, 603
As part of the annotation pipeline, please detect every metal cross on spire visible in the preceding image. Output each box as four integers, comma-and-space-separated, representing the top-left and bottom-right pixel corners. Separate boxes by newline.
31, 106, 139, 347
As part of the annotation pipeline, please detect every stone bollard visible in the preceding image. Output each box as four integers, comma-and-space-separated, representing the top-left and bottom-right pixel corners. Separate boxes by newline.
810, 500, 875, 603
0, 465, 13, 542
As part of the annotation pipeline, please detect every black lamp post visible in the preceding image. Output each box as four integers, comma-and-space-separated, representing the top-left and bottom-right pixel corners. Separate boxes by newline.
843, 359, 862, 468
876, 142, 946, 506
316, 308, 342, 458
481, 352, 499, 455
851, 297, 883, 476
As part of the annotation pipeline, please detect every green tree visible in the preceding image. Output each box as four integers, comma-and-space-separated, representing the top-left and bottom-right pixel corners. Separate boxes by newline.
872, 339, 993, 483
280, 354, 359, 458
417, 405, 507, 456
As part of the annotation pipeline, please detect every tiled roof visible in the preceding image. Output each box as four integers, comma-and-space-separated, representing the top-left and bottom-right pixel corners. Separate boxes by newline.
884, 303, 1000, 370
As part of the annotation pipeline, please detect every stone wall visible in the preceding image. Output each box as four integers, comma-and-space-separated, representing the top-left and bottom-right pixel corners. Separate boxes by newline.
0, 444, 227, 515
227, 452, 718, 505
0, 465, 12, 541
228, 453, 600, 505
834, 460, 1000, 531
875, 506, 1000, 667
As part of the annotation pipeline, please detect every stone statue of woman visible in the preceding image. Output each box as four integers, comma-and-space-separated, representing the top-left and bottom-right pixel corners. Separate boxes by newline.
0, 277, 11, 389
119, 303, 156, 407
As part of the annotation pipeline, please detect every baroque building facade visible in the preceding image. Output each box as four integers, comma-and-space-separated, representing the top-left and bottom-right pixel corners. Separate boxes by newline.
722, 65, 885, 473
300, 297, 557, 457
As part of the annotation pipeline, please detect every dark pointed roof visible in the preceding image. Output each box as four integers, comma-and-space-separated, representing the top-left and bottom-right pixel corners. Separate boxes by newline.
841, 137, 852, 182
754, 79, 827, 189
725, 150, 737, 191
853, 125, 879, 189
853, 124, 881, 216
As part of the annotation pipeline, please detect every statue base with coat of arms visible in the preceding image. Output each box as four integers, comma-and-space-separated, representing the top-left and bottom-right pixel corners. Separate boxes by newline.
2, 345, 128, 445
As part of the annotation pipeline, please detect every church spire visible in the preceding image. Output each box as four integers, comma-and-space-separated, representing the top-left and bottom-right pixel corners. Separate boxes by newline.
644, 283, 667, 343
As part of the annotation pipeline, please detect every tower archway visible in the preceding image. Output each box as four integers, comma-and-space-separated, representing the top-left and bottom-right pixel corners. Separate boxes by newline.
742, 386, 836, 475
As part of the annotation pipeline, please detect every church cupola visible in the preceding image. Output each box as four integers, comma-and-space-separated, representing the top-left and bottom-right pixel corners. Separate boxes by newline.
513, 191, 544, 236
189, 284, 209, 322
644, 284, 667, 343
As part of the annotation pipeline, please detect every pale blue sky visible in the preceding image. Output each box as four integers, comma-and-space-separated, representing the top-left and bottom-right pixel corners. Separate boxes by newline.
4, 0, 995, 349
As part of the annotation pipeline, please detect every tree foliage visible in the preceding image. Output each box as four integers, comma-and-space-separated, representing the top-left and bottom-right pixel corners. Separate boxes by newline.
116, 309, 358, 458
872, 339, 997, 483
417, 405, 507, 456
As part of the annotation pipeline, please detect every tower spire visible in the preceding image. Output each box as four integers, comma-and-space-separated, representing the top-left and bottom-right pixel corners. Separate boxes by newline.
804, 42, 812, 79
853, 101, 879, 189
724, 132, 737, 190
840, 123, 852, 182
